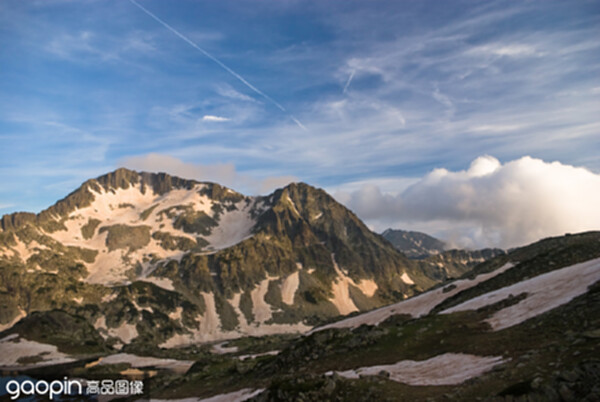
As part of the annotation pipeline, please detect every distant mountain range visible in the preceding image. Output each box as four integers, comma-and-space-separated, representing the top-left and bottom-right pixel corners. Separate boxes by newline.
381, 228, 447, 259
382, 228, 506, 281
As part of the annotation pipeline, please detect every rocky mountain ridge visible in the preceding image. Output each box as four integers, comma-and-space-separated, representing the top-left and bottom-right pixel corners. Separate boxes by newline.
382, 228, 506, 281
0, 168, 437, 350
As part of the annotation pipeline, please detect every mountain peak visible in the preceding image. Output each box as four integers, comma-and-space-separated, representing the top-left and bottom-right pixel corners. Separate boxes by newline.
0, 171, 445, 348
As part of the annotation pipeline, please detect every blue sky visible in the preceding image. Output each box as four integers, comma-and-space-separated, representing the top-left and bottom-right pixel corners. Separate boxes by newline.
1, 0, 599, 246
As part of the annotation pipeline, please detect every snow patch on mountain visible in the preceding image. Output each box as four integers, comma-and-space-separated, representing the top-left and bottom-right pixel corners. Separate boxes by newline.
228, 291, 311, 336
160, 290, 311, 347
252, 277, 276, 323
94, 316, 139, 344
442, 257, 600, 330
0, 309, 25, 332
333, 353, 506, 385
204, 200, 256, 251
139, 276, 176, 291
212, 342, 239, 354
330, 255, 359, 315
26, 182, 261, 286
328, 254, 379, 315
400, 272, 415, 285
96, 353, 194, 374
0, 335, 75, 368
313, 262, 514, 331
281, 271, 300, 305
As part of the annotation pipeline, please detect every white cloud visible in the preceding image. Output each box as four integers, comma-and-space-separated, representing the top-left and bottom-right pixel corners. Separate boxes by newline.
338, 156, 600, 249
216, 84, 258, 103
469, 43, 539, 58
202, 115, 230, 122
469, 124, 525, 134
119, 153, 296, 195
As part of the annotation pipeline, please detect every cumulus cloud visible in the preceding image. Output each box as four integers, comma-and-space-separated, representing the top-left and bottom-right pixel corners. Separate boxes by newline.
337, 156, 600, 249
202, 115, 230, 122
119, 153, 296, 195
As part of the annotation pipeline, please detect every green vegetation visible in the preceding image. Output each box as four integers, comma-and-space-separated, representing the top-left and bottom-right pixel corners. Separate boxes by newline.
6, 310, 108, 354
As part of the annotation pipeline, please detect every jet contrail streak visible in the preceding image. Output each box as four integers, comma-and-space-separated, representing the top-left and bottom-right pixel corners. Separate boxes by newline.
128, 0, 306, 129
290, 116, 307, 131
342, 70, 355, 94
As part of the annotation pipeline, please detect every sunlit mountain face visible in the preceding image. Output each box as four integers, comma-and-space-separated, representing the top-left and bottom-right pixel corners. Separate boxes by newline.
1, 1, 599, 400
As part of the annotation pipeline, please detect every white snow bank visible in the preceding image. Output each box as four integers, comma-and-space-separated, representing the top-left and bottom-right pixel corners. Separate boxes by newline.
313, 262, 514, 332
400, 272, 415, 285
334, 353, 506, 385
0, 309, 26, 332
329, 254, 378, 315
159, 290, 310, 348
251, 278, 275, 323
237, 350, 279, 361
280, 271, 300, 305
94, 316, 138, 344
138, 276, 176, 291
441, 257, 600, 330
0, 336, 74, 368
212, 342, 239, 354
96, 353, 193, 374
204, 201, 257, 251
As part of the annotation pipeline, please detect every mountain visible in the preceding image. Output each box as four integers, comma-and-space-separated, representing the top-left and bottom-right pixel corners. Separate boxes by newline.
1, 172, 599, 400
0, 168, 440, 353
383, 228, 505, 281
3, 230, 597, 401
382, 228, 446, 259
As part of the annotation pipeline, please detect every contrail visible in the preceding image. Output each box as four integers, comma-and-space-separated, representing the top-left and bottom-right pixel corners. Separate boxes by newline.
290, 116, 306, 131
128, 0, 306, 130
342, 70, 355, 94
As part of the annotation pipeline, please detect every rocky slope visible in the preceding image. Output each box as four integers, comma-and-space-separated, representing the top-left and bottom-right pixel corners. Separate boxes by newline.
2, 231, 597, 401
0, 168, 439, 353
